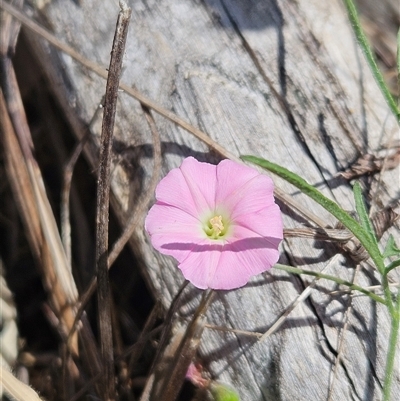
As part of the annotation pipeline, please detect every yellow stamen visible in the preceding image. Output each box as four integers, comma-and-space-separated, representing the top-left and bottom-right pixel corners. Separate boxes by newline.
209, 215, 224, 236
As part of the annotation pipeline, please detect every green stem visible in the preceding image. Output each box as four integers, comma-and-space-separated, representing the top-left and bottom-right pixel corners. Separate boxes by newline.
342, 0, 400, 124
383, 291, 400, 401
351, 183, 395, 315
381, 275, 395, 316
275, 264, 386, 305
353, 182, 379, 255
397, 28, 400, 106
385, 259, 400, 275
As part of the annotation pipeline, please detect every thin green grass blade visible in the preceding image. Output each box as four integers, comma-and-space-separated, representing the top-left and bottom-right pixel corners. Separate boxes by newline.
275, 264, 386, 304
397, 28, 400, 103
353, 182, 379, 248
385, 259, 400, 275
343, 0, 400, 124
383, 235, 400, 259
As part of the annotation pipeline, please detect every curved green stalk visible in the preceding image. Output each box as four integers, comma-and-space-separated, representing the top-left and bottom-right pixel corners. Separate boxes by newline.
397, 28, 400, 103
353, 182, 379, 252
275, 264, 386, 305
385, 259, 400, 275
383, 291, 400, 401
383, 28, 400, 399
342, 0, 400, 124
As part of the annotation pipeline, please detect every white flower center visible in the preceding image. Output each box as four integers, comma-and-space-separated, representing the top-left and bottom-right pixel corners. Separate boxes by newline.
204, 214, 229, 240
209, 215, 224, 236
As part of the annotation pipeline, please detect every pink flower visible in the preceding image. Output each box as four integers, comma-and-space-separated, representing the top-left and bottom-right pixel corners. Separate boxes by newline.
186, 363, 209, 388
145, 157, 283, 290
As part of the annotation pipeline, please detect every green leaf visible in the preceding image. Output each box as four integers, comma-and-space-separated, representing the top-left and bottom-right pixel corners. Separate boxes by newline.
343, 0, 400, 125
241, 155, 385, 273
397, 28, 400, 97
383, 235, 400, 259
210, 383, 240, 401
353, 182, 379, 248
385, 259, 400, 275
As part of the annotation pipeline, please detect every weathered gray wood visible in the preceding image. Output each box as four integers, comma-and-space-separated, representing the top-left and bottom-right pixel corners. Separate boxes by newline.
21, 0, 399, 399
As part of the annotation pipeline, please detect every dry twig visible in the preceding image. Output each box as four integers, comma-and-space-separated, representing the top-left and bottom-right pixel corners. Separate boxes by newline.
95, 2, 131, 399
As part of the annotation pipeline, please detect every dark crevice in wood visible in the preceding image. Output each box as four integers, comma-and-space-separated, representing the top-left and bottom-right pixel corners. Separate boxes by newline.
217, 0, 333, 190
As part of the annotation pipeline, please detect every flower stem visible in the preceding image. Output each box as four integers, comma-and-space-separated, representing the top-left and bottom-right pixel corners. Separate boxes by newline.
383, 290, 400, 401
274, 264, 386, 305
385, 259, 400, 274
397, 28, 400, 104
342, 0, 400, 124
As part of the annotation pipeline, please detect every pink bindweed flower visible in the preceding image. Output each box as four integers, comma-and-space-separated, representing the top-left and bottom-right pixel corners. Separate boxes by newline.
145, 157, 283, 290
186, 363, 209, 388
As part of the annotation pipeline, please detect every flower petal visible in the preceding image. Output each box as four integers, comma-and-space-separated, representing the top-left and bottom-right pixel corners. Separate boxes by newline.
226, 240, 280, 275
221, 174, 276, 219
232, 204, 283, 241
214, 239, 280, 288
155, 157, 217, 216
215, 159, 260, 204
178, 243, 224, 289
145, 203, 204, 262
179, 157, 217, 210
178, 238, 280, 290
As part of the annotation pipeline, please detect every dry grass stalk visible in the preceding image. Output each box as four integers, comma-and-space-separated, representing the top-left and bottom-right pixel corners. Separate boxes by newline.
0, 4, 79, 356
0, 366, 43, 401
0, 90, 79, 355
94, 2, 131, 399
